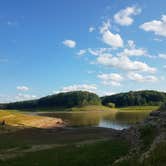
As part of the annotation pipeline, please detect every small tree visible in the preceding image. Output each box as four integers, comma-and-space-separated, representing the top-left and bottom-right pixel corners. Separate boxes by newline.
158, 102, 166, 111
107, 102, 115, 108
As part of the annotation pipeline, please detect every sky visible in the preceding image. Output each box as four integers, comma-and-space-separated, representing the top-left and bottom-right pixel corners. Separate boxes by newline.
0, 0, 166, 102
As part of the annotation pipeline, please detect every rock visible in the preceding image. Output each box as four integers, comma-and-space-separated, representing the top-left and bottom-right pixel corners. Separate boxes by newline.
150, 111, 161, 117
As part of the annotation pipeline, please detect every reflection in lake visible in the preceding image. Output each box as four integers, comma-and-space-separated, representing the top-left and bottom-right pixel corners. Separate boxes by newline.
39, 110, 151, 130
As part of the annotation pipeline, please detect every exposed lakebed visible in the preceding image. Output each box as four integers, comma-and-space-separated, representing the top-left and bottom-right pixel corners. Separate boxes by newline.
38, 110, 152, 130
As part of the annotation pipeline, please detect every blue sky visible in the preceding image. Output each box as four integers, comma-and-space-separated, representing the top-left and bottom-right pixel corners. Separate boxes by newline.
0, 0, 166, 102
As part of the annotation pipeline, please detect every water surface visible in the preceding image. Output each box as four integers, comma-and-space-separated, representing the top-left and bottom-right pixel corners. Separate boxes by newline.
39, 110, 151, 130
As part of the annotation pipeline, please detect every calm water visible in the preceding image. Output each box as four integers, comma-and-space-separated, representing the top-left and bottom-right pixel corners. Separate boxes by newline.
39, 110, 151, 130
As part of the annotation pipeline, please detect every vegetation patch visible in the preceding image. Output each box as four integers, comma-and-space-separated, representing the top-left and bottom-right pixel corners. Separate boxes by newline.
0, 140, 129, 166
142, 141, 166, 166
118, 106, 159, 112
0, 110, 63, 130
102, 90, 166, 107
158, 102, 166, 111
139, 124, 156, 151
2, 91, 101, 110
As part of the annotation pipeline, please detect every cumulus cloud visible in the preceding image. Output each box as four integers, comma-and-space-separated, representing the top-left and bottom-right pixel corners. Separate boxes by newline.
54, 84, 97, 94
140, 15, 166, 37
114, 6, 141, 26
77, 49, 87, 56
158, 53, 166, 59
62, 40, 76, 48
89, 26, 95, 32
128, 72, 158, 83
88, 48, 112, 56
100, 21, 123, 48
127, 40, 136, 48
97, 55, 156, 73
15, 93, 37, 101
118, 41, 147, 57
119, 48, 146, 57
16, 86, 29, 91
98, 73, 123, 86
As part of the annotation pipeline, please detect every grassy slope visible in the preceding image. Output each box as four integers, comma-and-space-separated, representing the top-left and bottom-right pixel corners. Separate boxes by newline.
0, 110, 63, 130
35, 105, 116, 112
118, 106, 159, 112
0, 140, 129, 166
35, 105, 158, 113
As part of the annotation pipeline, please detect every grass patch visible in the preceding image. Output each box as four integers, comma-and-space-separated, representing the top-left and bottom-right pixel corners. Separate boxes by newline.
142, 141, 166, 166
0, 110, 63, 130
115, 141, 166, 166
118, 106, 159, 112
34, 105, 115, 112
0, 140, 129, 166
69, 105, 116, 111
139, 124, 156, 151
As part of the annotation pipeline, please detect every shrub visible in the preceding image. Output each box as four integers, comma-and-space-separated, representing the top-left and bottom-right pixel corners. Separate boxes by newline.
107, 102, 115, 108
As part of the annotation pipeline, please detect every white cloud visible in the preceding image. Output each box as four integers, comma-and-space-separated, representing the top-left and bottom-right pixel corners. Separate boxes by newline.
114, 6, 141, 26
158, 53, 166, 59
97, 55, 156, 73
118, 48, 147, 57
15, 93, 37, 101
54, 84, 97, 94
100, 91, 115, 97
140, 15, 166, 37
128, 72, 158, 83
0, 93, 37, 103
127, 40, 136, 49
87, 70, 95, 74
62, 40, 76, 48
89, 26, 95, 32
100, 21, 123, 48
16, 86, 29, 91
102, 30, 124, 48
98, 73, 123, 86
117, 40, 147, 57
77, 49, 87, 56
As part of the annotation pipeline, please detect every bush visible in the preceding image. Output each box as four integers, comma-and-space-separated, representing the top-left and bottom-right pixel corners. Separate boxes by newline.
158, 102, 166, 111
107, 102, 115, 108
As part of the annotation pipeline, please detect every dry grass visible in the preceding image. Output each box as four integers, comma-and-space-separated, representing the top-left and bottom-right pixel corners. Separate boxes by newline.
0, 110, 63, 129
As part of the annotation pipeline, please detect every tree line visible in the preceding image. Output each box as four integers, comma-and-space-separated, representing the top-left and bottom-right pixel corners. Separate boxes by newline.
1, 90, 166, 110
1, 91, 101, 110
101, 90, 166, 107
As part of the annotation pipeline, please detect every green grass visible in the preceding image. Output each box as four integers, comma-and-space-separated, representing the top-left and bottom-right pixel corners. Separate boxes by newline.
69, 105, 116, 111
142, 141, 166, 166
118, 106, 159, 112
139, 124, 156, 151
0, 140, 129, 166
34, 105, 116, 112
114, 141, 166, 166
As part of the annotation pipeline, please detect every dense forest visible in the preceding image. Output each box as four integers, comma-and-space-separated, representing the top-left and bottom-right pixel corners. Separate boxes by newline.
2, 91, 101, 110
1, 90, 166, 110
101, 90, 166, 107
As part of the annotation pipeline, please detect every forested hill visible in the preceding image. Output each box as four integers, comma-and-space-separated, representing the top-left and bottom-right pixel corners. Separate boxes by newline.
1, 90, 166, 110
101, 90, 166, 107
2, 91, 101, 110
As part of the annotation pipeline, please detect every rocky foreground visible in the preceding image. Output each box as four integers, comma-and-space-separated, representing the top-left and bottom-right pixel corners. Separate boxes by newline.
0, 108, 166, 165
113, 109, 166, 165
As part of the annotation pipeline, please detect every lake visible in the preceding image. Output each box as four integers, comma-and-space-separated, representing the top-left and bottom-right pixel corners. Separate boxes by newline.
38, 110, 152, 130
